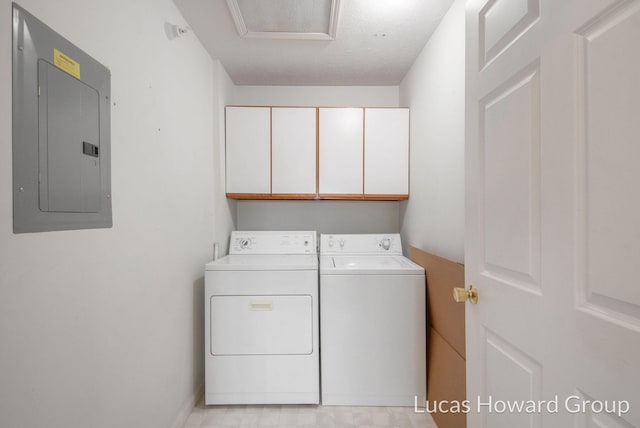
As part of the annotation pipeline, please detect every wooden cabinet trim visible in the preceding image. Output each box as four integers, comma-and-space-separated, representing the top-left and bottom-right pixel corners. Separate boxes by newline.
363, 194, 409, 201
226, 193, 408, 201
225, 193, 273, 200
270, 193, 317, 200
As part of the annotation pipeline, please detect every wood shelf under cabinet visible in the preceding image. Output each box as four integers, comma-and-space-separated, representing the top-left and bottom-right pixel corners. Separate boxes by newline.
226, 193, 409, 201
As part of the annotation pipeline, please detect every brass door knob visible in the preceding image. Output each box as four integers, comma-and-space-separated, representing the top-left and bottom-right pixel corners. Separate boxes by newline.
453, 285, 478, 304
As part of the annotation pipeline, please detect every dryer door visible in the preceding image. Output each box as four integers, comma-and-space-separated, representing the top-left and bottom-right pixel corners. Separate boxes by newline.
211, 295, 313, 355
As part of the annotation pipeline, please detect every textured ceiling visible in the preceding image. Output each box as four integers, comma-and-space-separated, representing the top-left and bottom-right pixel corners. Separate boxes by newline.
173, 0, 454, 86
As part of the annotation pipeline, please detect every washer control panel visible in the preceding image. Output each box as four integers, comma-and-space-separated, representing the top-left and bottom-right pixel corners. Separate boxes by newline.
320, 234, 403, 255
229, 231, 317, 255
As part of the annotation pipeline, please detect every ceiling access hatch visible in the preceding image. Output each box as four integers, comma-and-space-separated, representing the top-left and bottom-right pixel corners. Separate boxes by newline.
226, 0, 341, 40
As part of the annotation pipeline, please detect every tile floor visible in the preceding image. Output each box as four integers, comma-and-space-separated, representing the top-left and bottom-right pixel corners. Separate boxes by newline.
183, 398, 438, 428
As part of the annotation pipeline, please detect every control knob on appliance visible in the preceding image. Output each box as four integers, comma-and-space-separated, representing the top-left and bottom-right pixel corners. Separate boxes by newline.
380, 238, 391, 251
240, 238, 251, 250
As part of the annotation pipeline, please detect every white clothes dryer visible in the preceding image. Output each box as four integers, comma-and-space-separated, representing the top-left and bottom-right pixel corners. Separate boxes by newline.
205, 231, 319, 405
319, 233, 426, 406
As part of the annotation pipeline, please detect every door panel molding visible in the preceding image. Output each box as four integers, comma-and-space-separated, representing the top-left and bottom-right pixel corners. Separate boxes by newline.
481, 327, 543, 428
478, 60, 541, 295
575, 0, 640, 332
574, 389, 635, 428
479, 0, 540, 69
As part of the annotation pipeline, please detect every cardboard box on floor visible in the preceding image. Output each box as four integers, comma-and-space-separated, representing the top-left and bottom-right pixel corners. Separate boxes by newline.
409, 247, 466, 428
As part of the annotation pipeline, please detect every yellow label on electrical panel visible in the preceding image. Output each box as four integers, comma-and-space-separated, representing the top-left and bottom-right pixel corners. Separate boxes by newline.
53, 48, 80, 79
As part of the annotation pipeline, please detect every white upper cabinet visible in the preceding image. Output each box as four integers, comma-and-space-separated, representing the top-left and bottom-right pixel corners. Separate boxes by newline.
225, 106, 409, 200
271, 108, 317, 195
225, 106, 271, 194
364, 108, 409, 196
318, 108, 364, 196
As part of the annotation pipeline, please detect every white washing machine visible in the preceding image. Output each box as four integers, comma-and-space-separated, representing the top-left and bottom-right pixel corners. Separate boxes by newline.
204, 231, 319, 405
320, 233, 426, 406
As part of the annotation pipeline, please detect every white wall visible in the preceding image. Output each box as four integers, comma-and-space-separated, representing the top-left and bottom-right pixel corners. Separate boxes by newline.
185, 60, 237, 409
212, 61, 238, 255
232, 86, 402, 235
399, 0, 466, 263
232, 85, 399, 107
237, 200, 400, 234
0, 1, 228, 428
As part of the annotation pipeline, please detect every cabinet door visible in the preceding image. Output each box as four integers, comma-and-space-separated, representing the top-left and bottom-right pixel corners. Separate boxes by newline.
225, 107, 271, 194
364, 108, 409, 196
272, 108, 316, 196
319, 108, 363, 196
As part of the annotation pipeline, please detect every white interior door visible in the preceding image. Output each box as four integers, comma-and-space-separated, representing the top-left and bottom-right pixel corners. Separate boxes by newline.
465, 0, 640, 426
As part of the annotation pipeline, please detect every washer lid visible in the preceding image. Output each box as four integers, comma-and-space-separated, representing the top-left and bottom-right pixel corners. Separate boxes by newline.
320, 255, 424, 275
206, 254, 318, 271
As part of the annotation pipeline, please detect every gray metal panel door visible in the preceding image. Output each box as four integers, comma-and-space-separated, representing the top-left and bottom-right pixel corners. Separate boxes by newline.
38, 60, 100, 213
12, 3, 111, 233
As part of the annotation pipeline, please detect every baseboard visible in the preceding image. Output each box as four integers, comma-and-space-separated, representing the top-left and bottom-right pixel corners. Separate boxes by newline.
171, 382, 204, 428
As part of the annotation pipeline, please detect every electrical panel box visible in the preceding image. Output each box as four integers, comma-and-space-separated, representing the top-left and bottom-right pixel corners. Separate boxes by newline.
12, 3, 111, 233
